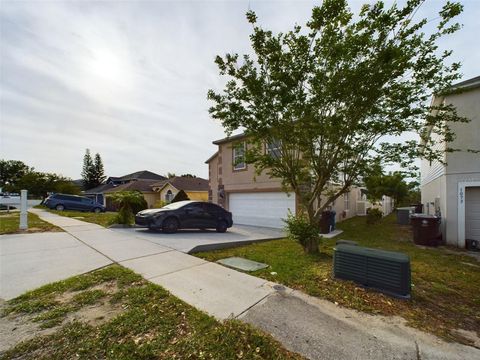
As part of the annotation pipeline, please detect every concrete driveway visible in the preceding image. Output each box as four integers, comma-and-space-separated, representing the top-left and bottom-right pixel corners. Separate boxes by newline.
110, 225, 284, 253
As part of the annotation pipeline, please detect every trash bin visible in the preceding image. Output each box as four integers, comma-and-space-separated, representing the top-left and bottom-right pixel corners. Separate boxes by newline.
396, 207, 412, 225
410, 214, 441, 246
410, 203, 423, 214
320, 210, 335, 234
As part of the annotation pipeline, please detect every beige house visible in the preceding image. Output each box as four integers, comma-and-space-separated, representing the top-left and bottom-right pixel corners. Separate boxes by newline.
206, 134, 390, 228
104, 179, 160, 209
421, 75, 480, 248
152, 177, 209, 203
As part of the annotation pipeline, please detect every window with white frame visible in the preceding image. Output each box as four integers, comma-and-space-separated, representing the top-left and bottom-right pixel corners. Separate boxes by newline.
266, 139, 282, 159
344, 192, 350, 210
233, 142, 246, 170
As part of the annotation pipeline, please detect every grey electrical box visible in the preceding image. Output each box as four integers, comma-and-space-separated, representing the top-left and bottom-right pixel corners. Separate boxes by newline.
333, 244, 411, 299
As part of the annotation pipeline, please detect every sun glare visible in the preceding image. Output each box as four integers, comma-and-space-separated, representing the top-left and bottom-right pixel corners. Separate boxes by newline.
89, 48, 125, 83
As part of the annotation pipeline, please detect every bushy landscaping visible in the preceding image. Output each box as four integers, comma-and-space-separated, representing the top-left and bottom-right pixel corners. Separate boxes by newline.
0, 265, 302, 359
0, 212, 62, 235
196, 215, 480, 345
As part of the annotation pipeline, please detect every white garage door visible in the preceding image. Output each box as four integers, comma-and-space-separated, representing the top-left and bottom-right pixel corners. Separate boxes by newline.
229, 192, 296, 228
466, 187, 480, 241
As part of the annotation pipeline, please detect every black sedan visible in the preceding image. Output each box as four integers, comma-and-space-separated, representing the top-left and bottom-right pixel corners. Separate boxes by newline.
135, 200, 233, 233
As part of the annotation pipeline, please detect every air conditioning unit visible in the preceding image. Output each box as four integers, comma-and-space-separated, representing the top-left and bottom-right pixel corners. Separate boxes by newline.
333, 245, 411, 299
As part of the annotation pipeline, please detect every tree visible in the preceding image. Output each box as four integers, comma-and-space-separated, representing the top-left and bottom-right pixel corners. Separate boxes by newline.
93, 153, 106, 186
364, 168, 409, 207
82, 149, 105, 189
171, 190, 190, 203
108, 191, 147, 225
167, 172, 176, 179
208, 0, 465, 253
180, 174, 197, 178
82, 149, 95, 190
0, 160, 33, 191
14, 172, 80, 198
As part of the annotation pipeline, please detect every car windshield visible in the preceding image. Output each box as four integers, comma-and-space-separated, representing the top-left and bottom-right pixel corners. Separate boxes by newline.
162, 201, 193, 210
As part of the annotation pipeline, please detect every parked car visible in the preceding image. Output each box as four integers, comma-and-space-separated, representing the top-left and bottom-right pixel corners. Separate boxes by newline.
135, 200, 233, 233
44, 193, 105, 213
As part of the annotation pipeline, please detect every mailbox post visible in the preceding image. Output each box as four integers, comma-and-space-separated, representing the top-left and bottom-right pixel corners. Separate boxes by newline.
19, 189, 28, 230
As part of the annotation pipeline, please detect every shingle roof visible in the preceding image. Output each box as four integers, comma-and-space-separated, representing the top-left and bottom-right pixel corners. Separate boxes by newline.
83, 183, 115, 194
104, 179, 159, 193
117, 170, 166, 181
205, 151, 219, 164
212, 132, 247, 145
152, 177, 209, 192
451, 75, 480, 90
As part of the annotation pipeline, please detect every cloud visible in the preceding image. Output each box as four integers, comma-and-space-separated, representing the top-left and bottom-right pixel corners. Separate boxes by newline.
1, 0, 478, 179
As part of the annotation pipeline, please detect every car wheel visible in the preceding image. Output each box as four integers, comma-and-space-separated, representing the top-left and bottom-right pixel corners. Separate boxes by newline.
93, 207, 101, 214
162, 217, 179, 234
216, 220, 228, 233
55, 204, 65, 211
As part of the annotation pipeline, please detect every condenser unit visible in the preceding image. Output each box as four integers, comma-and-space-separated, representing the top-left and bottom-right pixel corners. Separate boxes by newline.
333, 244, 411, 299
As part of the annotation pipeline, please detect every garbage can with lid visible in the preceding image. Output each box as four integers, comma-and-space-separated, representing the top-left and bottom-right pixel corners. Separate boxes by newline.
410, 214, 442, 246
410, 203, 423, 214
320, 210, 335, 234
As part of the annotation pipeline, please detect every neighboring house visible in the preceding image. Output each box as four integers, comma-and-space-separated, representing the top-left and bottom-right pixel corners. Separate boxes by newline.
205, 134, 391, 228
421, 76, 480, 248
103, 179, 160, 209
84, 170, 166, 208
106, 170, 166, 185
152, 176, 209, 203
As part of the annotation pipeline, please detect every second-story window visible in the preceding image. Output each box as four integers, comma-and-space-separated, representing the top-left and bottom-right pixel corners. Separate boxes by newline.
233, 142, 246, 170
266, 139, 282, 159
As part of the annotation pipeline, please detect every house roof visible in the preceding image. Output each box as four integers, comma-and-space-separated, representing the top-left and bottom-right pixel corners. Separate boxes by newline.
84, 183, 115, 194
152, 177, 209, 192
104, 179, 159, 193
450, 75, 480, 91
204, 151, 219, 164
212, 132, 247, 145
108, 170, 166, 182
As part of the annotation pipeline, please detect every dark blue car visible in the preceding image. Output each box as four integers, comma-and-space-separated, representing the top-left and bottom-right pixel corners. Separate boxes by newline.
44, 193, 105, 213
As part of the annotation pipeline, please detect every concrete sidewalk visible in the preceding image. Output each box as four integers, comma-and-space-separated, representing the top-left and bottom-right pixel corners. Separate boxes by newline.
27, 209, 480, 359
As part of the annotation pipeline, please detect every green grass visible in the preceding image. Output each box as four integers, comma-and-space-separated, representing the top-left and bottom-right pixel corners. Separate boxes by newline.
0, 212, 62, 234
1, 265, 303, 360
195, 215, 480, 345
41, 206, 118, 227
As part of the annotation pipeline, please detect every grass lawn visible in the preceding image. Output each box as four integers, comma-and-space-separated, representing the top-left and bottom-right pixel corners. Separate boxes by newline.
0, 265, 302, 360
40, 206, 118, 228
0, 212, 62, 235
195, 215, 480, 345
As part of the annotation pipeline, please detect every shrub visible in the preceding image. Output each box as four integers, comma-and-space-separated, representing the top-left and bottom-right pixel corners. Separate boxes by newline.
171, 190, 190, 203
107, 191, 147, 225
154, 200, 168, 208
366, 208, 383, 225
284, 212, 321, 253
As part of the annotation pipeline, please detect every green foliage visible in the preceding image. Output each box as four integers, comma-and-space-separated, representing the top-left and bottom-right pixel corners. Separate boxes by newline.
284, 212, 320, 253
108, 191, 147, 225
364, 163, 409, 205
0, 159, 33, 190
366, 208, 383, 225
11, 171, 79, 198
171, 189, 190, 203
153, 199, 168, 208
81, 149, 106, 190
208, 0, 466, 253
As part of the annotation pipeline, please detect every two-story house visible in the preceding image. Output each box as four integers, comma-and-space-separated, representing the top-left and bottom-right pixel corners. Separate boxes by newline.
206, 133, 372, 228
421, 75, 480, 248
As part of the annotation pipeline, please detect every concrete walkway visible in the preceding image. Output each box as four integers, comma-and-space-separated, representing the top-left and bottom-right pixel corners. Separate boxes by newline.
16, 209, 480, 359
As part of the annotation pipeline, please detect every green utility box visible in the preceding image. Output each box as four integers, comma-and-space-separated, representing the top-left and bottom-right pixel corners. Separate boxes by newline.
333, 244, 411, 299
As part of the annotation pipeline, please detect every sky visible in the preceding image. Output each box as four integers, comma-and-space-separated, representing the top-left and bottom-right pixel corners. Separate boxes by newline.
1, 0, 479, 180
